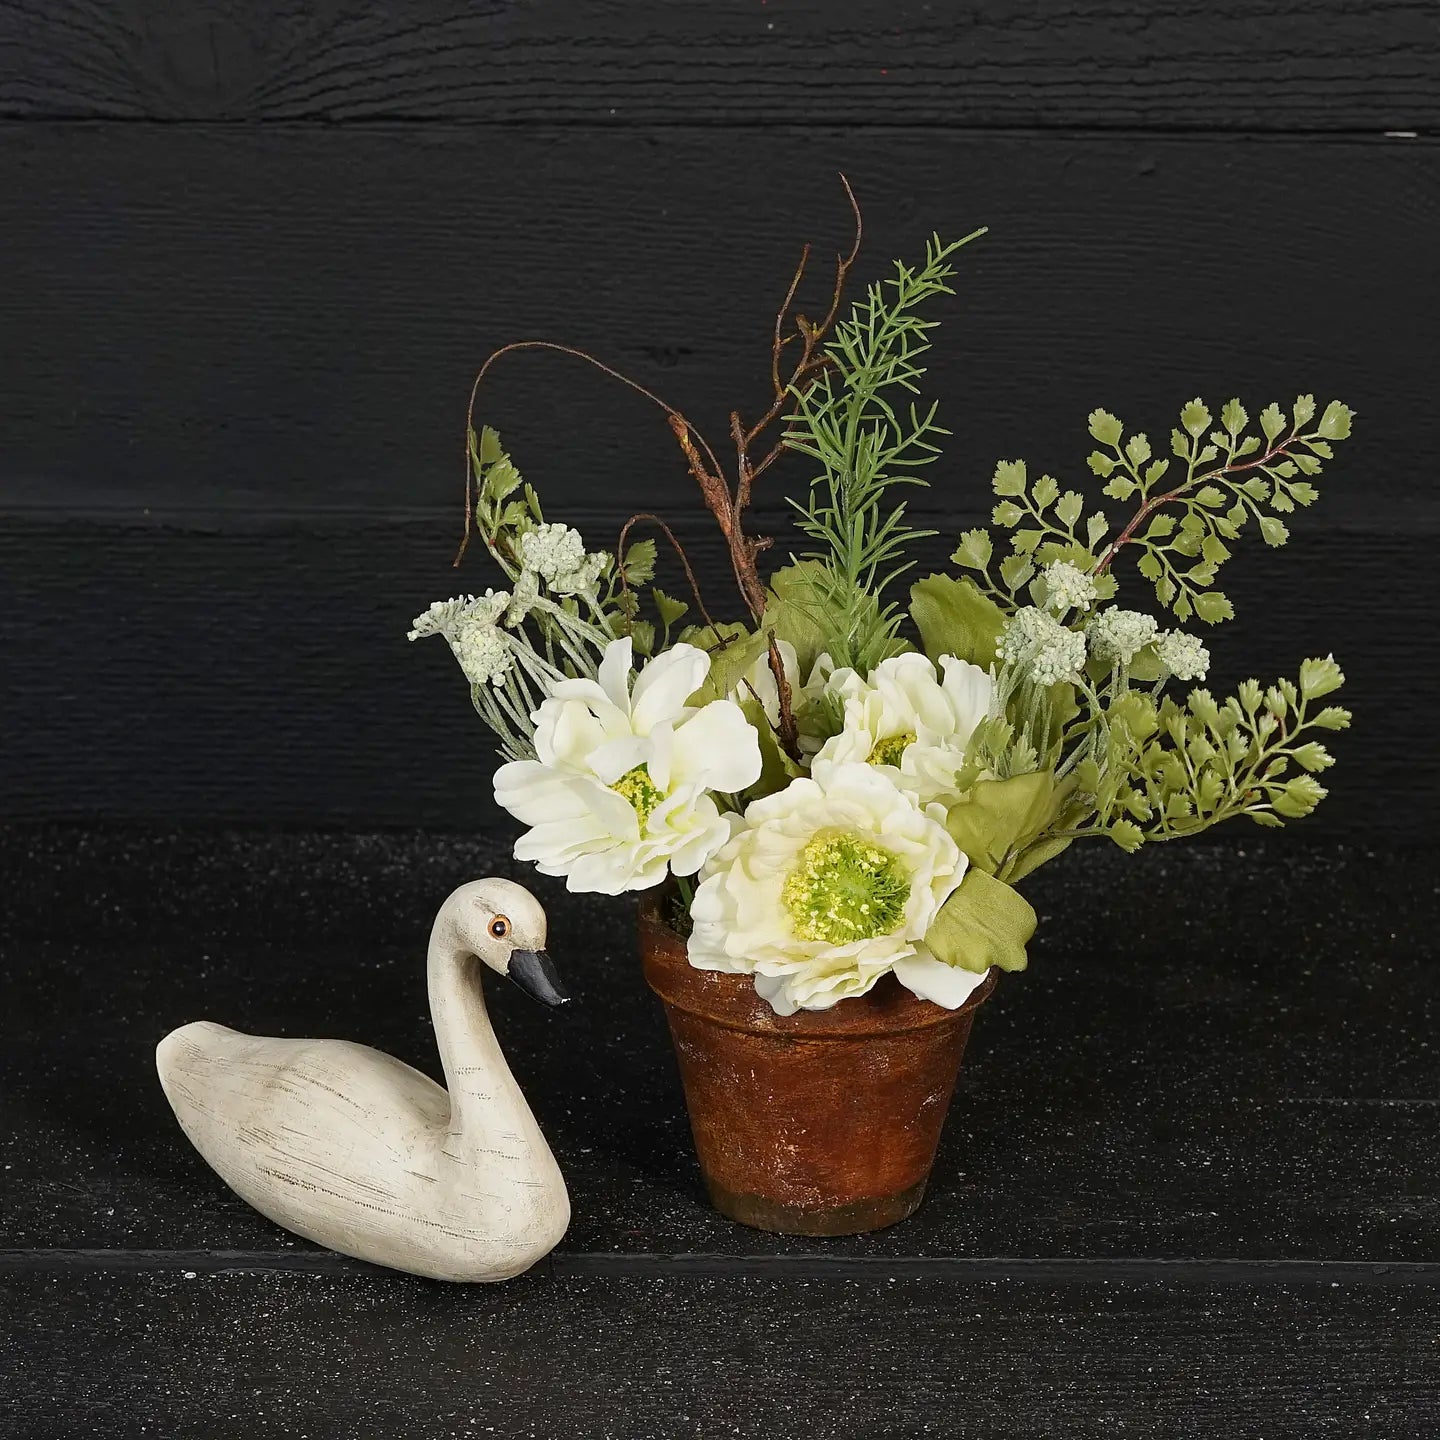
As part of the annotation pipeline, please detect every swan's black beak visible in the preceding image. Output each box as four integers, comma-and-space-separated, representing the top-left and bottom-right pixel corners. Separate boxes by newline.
506, 948, 569, 1008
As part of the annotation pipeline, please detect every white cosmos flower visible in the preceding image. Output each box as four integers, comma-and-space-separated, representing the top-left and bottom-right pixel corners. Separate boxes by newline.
688, 761, 982, 1015
493, 637, 761, 895
813, 653, 994, 805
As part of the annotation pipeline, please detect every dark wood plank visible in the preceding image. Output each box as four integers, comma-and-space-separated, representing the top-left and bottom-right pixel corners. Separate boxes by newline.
3, 1269, 1436, 1438
1, 125, 1433, 517
2, 830, 1435, 1261
0, 515, 1423, 834
2, 1, 1436, 131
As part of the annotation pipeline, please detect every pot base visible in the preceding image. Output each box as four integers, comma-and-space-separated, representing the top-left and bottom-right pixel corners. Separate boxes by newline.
703, 1175, 929, 1237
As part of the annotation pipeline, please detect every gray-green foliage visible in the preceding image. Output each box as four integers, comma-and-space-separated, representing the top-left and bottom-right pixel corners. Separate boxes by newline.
951, 394, 1354, 625
782, 230, 986, 671
1073, 656, 1350, 848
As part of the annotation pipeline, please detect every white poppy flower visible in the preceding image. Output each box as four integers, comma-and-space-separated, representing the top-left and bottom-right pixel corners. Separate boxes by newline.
688, 761, 982, 1015
493, 638, 761, 895
813, 652, 994, 804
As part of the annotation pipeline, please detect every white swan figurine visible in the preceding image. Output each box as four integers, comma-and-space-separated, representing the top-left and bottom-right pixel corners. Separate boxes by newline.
156, 878, 571, 1283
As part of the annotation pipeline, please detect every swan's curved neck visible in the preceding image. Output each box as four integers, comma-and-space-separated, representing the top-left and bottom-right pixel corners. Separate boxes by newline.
426, 908, 550, 1178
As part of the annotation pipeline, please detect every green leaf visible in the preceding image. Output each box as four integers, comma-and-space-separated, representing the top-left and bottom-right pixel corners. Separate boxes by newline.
1032, 474, 1060, 510
1317, 400, 1354, 440
910, 574, 1007, 668
687, 628, 770, 706
1220, 398, 1248, 437
652, 588, 689, 628
478, 425, 505, 466
923, 869, 1036, 976
942, 772, 1059, 875
1195, 485, 1226, 508
1137, 550, 1164, 581
1299, 654, 1345, 699
623, 539, 657, 585
1293, 394, 1316, 428
1108, 819, 1144, 852
992, 459, 1027, 497
1086, 512, 1110, 548
1258, 515, 1289, 546
1056, 490, 1084, 528
1088, 409, 1123, 447
992, 500, 1024, 527
1103, 477, 1136, 501
1013, 528, 1044, 554
1142, 514, 1176, 540
951, 528, 994, 571
1193, 591, 1234, 625
1260, 403, 1286, 443
1124, 433, 1152, 467
1180, 398, 1211, 438
1088, 451, 1116, 478
999, 554, 1036, 592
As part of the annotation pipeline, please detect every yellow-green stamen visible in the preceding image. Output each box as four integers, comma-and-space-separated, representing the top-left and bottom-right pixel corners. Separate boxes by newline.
611, 765, 664, 829
781, 830, 910, 945
867, 731, 916, 768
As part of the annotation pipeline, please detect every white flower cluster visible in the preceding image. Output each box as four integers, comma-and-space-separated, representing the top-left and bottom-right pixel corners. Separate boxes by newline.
998, 606, 1087, 686
1086, 607, 1158, 666
408, 591, 514, 687
518, 522, 608, 597
1156, 630, 1211, 682
1040, 560, 1099, 614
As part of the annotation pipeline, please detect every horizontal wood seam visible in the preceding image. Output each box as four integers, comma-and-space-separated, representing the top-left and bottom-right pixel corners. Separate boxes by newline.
2, 1249, 1437, 1285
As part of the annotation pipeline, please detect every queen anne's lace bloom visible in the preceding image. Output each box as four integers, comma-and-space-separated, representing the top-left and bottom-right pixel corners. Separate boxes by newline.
813, 652, 994, 804
998, 606, 1087, 686
1041, 560, 1099, 614
1156, 629, 1211, 682
687, 761, 982, 1015
493, 637, 761, 895
409, 591, 515, 685
504, 569, 540, 627
1086, 607, 1159, 666
518, 523, 607, 596
451, 619, 513, 686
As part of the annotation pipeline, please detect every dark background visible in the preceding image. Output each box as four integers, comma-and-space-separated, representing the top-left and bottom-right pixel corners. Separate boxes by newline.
2, 1, 1435, 841
4, 9, 1440, 1435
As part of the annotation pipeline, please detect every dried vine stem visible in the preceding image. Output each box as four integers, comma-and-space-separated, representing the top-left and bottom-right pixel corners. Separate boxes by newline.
455, 178, 865, 759
616, 511, 724, 641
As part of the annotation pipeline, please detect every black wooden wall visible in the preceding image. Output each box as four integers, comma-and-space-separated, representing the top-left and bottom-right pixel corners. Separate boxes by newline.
2, 2, 1436, 840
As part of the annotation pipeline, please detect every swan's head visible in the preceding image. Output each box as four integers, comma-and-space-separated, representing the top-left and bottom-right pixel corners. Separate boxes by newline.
446, 877, 568, 1008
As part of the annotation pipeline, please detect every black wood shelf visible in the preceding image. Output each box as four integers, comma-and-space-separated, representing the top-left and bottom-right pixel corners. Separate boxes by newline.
2, 828, 1436, 1435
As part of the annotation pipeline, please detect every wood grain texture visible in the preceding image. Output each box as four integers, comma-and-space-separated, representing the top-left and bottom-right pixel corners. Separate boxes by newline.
2, 0, 1437, 130
3, 830, 1436, 1263
3, 1269, 1437, 1438
1, 514, 1425, 833
1, 125, 1434, 516
0, 124, 1432, 828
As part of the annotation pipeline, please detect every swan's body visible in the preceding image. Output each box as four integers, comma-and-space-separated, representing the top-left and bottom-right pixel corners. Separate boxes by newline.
156, 879, 570, 1282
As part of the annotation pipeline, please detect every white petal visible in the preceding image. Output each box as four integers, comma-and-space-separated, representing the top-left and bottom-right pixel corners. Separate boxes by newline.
630, 643, 710, 733
493, 761, 584, 826
596, 637, 635, 711
668, 700, 762, 793
892, 952, 990, 1009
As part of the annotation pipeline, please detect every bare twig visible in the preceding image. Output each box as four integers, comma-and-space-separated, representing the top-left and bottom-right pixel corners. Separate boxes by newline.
616, 511, 724, 641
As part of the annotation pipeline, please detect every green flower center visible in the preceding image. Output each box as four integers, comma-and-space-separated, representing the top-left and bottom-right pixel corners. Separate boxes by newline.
867, 731, 916, 768
611, 765, 664, 829
781, 830, 911, 946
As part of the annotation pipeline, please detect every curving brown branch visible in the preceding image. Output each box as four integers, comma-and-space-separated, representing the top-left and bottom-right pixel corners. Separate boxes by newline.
455, 177, 865, 759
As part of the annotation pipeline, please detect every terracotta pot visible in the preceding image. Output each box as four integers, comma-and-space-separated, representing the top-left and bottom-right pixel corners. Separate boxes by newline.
638, 894, 996, 1236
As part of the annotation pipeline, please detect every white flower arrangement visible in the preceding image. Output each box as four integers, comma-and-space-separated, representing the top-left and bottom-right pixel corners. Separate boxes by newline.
412, 197, 1354, 1016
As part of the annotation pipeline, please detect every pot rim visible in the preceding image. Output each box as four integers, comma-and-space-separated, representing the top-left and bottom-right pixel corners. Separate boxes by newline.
637, 890, 997, 1039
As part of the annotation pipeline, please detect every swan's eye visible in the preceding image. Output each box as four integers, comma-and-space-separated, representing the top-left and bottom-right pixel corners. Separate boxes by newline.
488, 915, 510, 940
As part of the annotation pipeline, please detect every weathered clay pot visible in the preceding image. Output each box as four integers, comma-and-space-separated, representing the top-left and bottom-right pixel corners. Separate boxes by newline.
638, 894, 996, 1236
